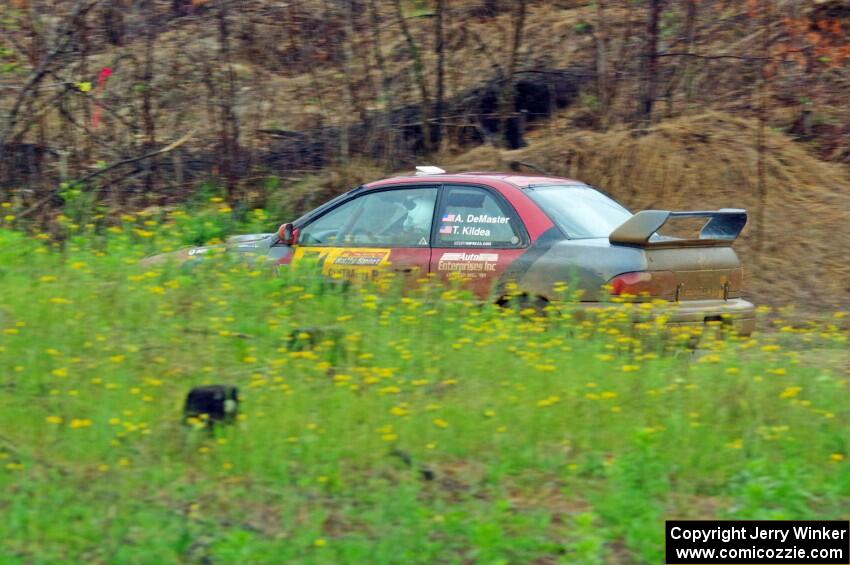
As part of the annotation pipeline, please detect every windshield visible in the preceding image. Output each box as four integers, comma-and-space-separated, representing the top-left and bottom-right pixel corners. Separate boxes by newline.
526, 185, 632, 239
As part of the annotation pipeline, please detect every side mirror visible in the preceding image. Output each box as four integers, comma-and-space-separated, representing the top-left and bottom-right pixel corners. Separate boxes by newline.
277, 223, 297, 245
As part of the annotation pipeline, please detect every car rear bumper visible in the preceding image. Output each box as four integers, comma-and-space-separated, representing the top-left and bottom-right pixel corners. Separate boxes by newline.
574, 298, 756, 336
661, 298, 756, 336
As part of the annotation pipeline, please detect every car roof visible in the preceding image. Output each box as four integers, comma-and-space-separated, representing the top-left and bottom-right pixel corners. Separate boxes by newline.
364, 172, 585, 190
292, 171, 593, 229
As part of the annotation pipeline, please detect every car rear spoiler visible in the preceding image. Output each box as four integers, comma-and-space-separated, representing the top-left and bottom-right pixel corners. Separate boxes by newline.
609, 209, 747, 247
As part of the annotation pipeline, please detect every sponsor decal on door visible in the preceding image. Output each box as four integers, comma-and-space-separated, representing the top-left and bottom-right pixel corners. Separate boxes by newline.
437, 251, 499, 277
292, 247, 391, 282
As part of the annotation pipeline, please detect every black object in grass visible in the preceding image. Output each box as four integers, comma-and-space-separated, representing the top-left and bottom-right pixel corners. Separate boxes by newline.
184, 385, 239, 427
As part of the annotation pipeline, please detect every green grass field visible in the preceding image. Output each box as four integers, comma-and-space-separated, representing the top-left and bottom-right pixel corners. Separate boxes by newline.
0, 217, 848, 564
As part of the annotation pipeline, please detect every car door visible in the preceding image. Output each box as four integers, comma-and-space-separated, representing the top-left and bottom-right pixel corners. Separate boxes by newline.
429, 184, 528, 297
291, 185, 438, 282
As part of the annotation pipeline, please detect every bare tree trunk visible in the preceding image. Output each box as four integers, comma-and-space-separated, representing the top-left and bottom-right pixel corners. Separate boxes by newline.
28, 4, 48, 194
140, 0, 157, 198
78, 10, 93, 167
637, 0, 664, 125
595, 0, 609, 128
339, 0, 356, 162
202, 55, 217, 179
368, 0, 395, 169
393, 0, 431, 154
499, 0, 527, 148
663, 0, 697, 117
482, 0, 499, 17
172, 0, 187, 16
755, 0, 771, 258
606, 2, 636, 125
102, 0, 124, 45
217, 0, 240, 203
434, 0, 446, 149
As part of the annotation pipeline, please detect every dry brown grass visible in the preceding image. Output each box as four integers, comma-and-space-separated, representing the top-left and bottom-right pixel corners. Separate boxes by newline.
441, 111, 850, 309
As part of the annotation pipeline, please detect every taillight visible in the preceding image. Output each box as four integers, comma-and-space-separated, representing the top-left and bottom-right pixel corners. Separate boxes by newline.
608, 271, 675, 299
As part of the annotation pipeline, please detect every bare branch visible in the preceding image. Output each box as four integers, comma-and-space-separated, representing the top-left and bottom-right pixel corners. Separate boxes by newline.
18, 130, 195, 219
0, 1, 101, 160
657, 51, 768, 61
75, 128, 196, 185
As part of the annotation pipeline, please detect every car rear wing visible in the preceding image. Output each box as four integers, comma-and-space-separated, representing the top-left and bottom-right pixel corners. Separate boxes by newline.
609, 209, 747, 247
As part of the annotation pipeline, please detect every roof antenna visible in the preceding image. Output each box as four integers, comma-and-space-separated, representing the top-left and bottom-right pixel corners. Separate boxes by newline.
415, 165, 446, 176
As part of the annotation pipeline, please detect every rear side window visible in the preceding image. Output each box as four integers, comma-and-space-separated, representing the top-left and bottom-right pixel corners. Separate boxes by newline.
434, 186, 523, 248
525, 185, 631, 239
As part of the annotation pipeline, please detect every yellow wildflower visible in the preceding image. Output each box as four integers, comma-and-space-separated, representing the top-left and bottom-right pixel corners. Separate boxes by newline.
727, 439, 743, 450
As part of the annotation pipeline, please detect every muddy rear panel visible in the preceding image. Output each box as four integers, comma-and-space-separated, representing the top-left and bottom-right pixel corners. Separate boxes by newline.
514, 238, 744, 302
645, 246, 743, 300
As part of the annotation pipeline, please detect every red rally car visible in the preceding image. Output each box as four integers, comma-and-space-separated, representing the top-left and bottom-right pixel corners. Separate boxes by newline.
152, 167, 756, 335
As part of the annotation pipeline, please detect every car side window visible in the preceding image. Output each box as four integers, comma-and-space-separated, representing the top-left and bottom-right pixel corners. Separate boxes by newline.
300, 187, 437, 247
298, 198, 364, 245
435, 185, 522, 248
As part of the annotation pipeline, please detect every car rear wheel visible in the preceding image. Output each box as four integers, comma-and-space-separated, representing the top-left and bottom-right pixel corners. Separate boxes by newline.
495, 293, 549, 316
